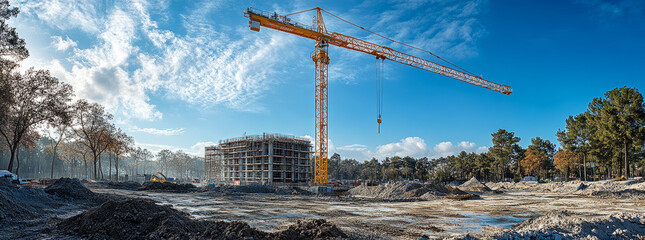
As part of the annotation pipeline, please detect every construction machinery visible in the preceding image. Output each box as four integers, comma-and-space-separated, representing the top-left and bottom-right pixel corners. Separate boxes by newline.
150, 172, 168, 183
244, 7, 512, 184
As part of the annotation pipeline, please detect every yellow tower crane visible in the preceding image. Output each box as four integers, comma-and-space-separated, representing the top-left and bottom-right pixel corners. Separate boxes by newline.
244, 7, 512, 184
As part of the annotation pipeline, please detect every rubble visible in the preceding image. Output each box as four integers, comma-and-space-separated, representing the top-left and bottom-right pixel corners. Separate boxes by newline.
348, 182, 477, 201
59, 198, 349, 240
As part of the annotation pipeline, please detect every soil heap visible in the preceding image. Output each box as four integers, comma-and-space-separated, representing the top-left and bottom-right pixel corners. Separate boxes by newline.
139, 181, 197, 193
207, 184, 313, 195
84, 180, 141, 190
497, 211, 645, 239
349, 182, 477, 201
59, 198, 348, 240
44, 178, 96, 199
0, 183, 63, 223
458, 177, 493, 193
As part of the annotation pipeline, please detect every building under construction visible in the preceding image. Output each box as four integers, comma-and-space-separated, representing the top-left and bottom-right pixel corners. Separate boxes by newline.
204, 133, 312, 184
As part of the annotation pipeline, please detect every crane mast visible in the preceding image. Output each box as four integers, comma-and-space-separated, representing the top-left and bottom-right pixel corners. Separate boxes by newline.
244, 7, 512, 184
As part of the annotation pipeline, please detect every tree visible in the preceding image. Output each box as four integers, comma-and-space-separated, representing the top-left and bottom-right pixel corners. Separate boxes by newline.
489, 129, 521, 181
0, 69, 73, 172
527, 137, 555, 179
554, 149, 577, 180
109, 128, 132, 181
0, 0, 28, 61
45, 112, 72, 179
0, 0, 28, 156
72, 100, 114, 179
588, 87, 645, 178
521, 149, 547, 178
157, 149, 173, 175
557, 113, 593, 180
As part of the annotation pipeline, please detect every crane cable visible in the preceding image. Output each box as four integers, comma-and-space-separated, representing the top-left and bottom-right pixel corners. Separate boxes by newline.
376, 57, 384, 133
318, 9, 476, 76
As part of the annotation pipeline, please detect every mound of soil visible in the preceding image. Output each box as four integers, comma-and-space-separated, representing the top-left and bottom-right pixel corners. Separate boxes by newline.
59, 198, 210, 239
458, 177, 493, 193
349, 182, 476, 201
496, 211, 645, 239
275, 219, 347, 239
44, 178, 96, 199
0, 184, 63, 222
139, 181, 196, 193
59, 198, 349, 240
207, 184, 313, 195
84, 181, 142, 190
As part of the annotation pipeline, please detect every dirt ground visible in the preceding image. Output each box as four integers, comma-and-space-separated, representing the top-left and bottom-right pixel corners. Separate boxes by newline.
91, 187, 645, 239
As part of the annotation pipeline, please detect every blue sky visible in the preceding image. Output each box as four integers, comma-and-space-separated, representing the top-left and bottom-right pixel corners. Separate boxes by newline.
8, 0, 645, 160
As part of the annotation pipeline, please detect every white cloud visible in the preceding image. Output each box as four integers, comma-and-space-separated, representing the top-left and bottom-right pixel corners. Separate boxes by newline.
16, 0, 295, 120
333, 137, 489, 160
432, 140, 487, 158
136, 141, 216, 157
338, 144, 368, 151
51, 36, 77, 51
130, 126, 184, 136
373, 137, 429, 159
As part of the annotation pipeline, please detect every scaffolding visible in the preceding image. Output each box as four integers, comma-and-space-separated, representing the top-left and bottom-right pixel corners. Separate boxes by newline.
204, 133, 312, 184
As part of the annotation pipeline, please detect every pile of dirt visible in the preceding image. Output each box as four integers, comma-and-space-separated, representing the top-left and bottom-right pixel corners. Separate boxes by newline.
207, 184, 313, 195
139, 181, 197, 193
0, 184, 63, 222
59, 198, 206, 239
349, 182, 477, 201
274, 219, 347, 239
458, 177, 494, 193
59, 198, 349, 240
84, 180, 141, 190
44, 178, 96, 199
486, 179, 645, 199
496, 211, 645, 239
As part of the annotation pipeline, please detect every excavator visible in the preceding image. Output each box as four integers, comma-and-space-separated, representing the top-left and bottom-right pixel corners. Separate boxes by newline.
149, 172, 168, 183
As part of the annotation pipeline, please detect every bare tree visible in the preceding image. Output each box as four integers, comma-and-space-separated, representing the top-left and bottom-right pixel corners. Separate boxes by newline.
109, 128, 132, 181
72, 100, 114, 180
45, 111, 72, 178
0, 69, 73, 172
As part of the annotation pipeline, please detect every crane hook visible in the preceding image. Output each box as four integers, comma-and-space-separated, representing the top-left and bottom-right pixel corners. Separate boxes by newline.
377, 115, 382, 134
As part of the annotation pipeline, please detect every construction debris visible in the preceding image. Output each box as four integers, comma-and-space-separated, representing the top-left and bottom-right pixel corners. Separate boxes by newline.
348, 182, 477, 201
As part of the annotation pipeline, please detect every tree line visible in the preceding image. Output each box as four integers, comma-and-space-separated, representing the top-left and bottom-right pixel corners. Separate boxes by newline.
328, 87, 645, 182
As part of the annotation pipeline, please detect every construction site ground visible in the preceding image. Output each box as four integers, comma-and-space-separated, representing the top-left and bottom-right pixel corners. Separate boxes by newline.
92, 185, 645, 239
3, 179, 645, 239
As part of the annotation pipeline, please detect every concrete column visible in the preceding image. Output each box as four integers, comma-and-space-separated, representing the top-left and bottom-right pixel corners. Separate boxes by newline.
268, 142, 273, 183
